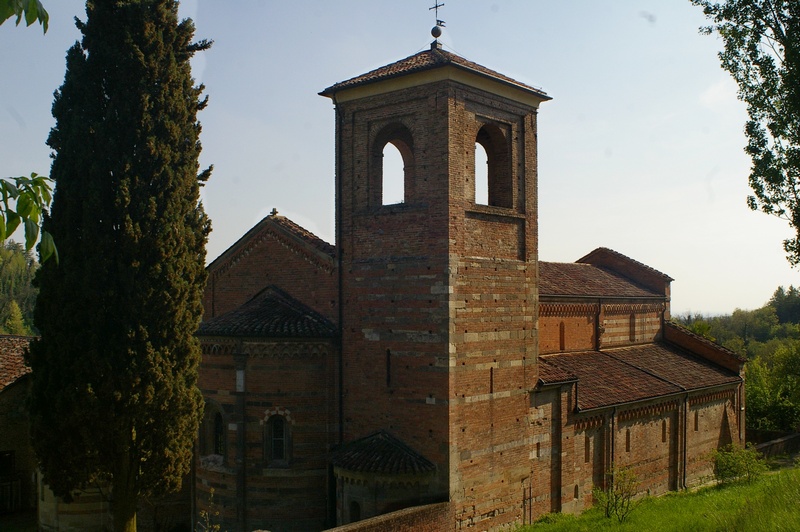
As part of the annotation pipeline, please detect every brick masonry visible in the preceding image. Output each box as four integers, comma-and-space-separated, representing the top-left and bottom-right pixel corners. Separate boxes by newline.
194, 46, 746, 532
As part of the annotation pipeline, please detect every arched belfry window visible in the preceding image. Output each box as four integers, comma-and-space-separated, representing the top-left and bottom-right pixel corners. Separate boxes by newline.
372, 124, 415, 206
382, 142, 405, 205
475, 124, 512, 208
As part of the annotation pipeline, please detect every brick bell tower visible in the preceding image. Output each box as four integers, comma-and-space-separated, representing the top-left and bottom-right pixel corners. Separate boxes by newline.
321, 38, 550, 529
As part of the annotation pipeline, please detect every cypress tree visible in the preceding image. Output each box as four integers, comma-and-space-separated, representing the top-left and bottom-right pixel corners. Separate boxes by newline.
26, 2, 211, 531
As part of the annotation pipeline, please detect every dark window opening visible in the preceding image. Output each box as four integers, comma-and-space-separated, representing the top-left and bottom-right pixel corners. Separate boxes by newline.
265, 415, 291, 467
625, 429, 631, 452
349, 500, 361, 523
559, 321, 566, 352
213, 412, 225, 456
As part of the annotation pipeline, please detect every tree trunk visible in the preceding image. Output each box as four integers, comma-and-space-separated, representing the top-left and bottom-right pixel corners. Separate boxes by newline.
113, 455, 138, 532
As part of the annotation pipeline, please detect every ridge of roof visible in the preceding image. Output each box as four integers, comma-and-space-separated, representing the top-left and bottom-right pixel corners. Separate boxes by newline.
320, 43, 549, 100
664, 321, 746, 364
332, 430, 436, 475
197, 285, 336, 338
207, 213, 335, 278
577, 247, 673, 282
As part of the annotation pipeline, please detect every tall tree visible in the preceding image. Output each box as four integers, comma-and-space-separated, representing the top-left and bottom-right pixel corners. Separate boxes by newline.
692, 1, 800, 264
25, 2, 211, 531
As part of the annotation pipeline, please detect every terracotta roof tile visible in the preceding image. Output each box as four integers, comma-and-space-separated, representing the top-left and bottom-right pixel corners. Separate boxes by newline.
0, 335, 32, 391
607, 343, 741, 390
541, 343, 741, 411
332, 431, 436, 475
270, 215, 335, 257
198, 286, 336, 338
320, 44, 549, 100
539, 261, 660, 299
537, 359, 577, 385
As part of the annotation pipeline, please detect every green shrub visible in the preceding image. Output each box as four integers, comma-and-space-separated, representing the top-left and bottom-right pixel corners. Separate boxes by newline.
710, 443, 767, 484
592, 465, 642, 522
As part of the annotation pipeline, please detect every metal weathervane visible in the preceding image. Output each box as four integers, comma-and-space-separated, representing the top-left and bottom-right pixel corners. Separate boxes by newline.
429, 1, 445, 38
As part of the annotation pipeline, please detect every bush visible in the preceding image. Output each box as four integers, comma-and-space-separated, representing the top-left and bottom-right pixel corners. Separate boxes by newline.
710, 443, 767, 484
592, 465, 642, 522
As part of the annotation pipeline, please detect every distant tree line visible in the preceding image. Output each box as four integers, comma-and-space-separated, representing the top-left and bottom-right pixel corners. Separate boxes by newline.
674, 286, 800, 433
0, 240, 37, 335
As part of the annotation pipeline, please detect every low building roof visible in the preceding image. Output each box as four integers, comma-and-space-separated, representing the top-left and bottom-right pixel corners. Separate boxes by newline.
0, 335, 32, 392
540, 342, 741, 411
197, 286, 336, 338
539, 261, 661, 299
332, 430, 436, 475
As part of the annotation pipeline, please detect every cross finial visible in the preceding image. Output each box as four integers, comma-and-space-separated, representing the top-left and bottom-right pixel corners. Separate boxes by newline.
429, 1, 445, 28
270, 208, 279, 216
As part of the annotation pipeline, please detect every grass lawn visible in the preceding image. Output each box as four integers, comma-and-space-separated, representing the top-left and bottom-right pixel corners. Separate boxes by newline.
518, 467, 800, 531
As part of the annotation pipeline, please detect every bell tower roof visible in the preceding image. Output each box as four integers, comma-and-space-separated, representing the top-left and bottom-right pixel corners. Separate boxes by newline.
320, 43, 551, 106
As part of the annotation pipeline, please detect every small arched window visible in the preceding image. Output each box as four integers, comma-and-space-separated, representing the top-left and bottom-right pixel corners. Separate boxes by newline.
475, 124, 512, 208
265, 415, 291, 467
559, 321, 566, 352
213, 412, 225, 456
200, 402, 226, 459
629, 313, 636, 342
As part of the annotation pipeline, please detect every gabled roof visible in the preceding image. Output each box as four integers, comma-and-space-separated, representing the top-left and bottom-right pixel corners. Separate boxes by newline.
332, 430, 436, 475
197, 285, 336, 338
541, 342, 741, 411
207, 213, 335, 279
539, 261, 661, 299
0, 335, 32, 392
320, 42, 550, 101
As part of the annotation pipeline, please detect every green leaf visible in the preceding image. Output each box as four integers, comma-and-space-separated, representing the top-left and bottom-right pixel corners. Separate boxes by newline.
23, 217, 38, 251
39, 230, 57, 264
6, 212, 20, 237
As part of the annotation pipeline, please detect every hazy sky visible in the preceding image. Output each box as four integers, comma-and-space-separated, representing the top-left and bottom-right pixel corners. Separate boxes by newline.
1, 1, 797, 315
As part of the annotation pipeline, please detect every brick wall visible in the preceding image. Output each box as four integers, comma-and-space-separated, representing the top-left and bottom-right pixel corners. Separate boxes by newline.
323, 502, 450, 532
196, 337, 337, 531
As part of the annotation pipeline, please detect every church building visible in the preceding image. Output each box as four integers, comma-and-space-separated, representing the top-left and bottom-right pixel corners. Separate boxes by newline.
194, 39, 745, 532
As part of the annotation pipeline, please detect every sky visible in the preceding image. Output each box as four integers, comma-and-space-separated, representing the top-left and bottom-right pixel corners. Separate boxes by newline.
1, 1, 797, 316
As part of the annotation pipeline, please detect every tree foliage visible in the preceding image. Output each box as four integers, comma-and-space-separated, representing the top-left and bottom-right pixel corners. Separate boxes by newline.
25, 2, 211, 531
0, 241, 38, 335
0, 0, 48, 32
592, 466, 642, 523
692, 1, 800, 264
674, 286, 800, 431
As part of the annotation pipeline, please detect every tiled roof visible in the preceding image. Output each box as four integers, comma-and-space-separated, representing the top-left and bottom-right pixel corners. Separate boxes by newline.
541, 343, 741, 411
539, 261, 661, 299
270, 215, 335, 257
207, 213, 334, 274
332, 430, 436, 475
0, 335, 32, 392
198, 286, 336, 338
320, 43, 550, 100
537, 359, 577, 385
